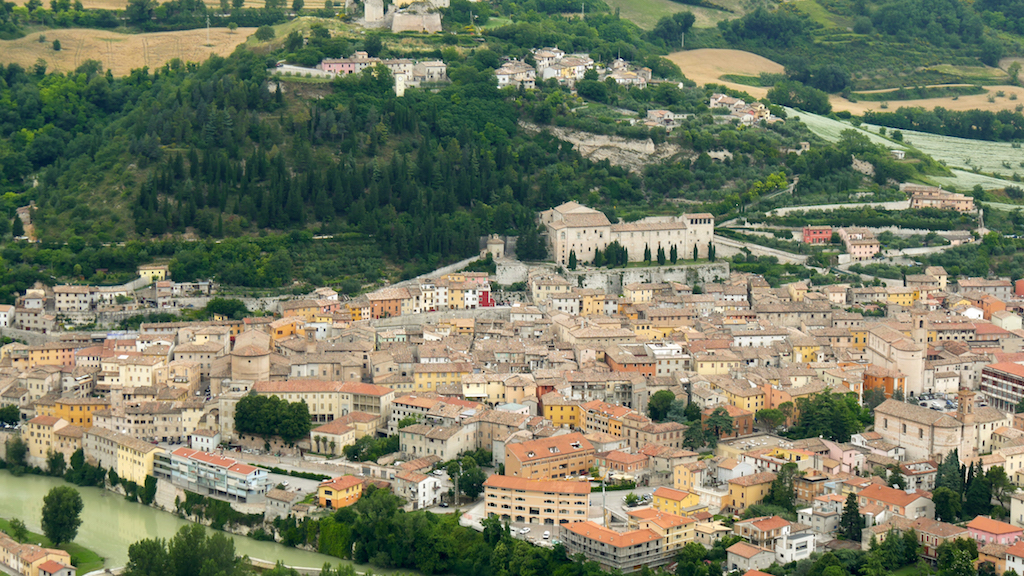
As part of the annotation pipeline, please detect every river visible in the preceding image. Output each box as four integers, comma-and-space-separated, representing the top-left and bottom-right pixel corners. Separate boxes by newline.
0, 470, 381, 573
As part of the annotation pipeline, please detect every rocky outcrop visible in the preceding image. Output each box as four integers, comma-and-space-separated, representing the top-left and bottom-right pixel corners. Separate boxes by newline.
519, 121, 684, 172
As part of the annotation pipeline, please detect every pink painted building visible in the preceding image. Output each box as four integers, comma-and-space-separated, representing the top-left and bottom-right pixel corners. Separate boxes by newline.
802, 226, 832, 244
968, 516, 1023, 545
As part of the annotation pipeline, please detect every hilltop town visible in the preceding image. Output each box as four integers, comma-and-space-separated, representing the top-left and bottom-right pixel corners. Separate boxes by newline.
3, 201, 1024, 575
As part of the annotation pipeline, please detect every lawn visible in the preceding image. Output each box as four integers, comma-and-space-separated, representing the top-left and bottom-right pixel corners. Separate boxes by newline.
0, 517, 105, 574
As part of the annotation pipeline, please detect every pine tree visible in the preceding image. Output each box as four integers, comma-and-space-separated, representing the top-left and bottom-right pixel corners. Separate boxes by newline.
838, 492, 862, 542
568, 250, 577, 270
11, 216, 23, 238
644, 244, 651, 263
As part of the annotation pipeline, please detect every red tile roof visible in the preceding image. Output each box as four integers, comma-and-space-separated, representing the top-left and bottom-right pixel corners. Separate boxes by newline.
484, 474, 591, 494
968, 516, 1022, 535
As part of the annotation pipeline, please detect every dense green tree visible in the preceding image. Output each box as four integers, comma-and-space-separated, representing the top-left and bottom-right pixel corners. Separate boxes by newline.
11, 216, 23, 239
933, 486, 961, 522
568, 249, 577, 270
648, 390, 676, 421
838, 493, 862, 541
46, 450, 66, 477
657, 246, 666, 265
965, 461, 993, 518
41, 486, 83, 546
703, 407, 733, 448
644, 244, 651, 262
887, 465, 906, 489
234, 394, 311, 444
0, 404, 18, 425
755, 408, 785, 431
6, 435, 27, 470
988, 466, 1017, 509
764, 462, 798, 511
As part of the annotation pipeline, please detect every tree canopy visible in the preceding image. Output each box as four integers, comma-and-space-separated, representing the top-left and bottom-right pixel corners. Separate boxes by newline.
41, 485, 83, 546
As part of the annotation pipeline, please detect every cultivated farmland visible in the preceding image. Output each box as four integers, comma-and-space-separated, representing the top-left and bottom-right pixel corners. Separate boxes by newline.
667, 49, 783, 97
0, 27, 255, 76
863, 124, 1024, 179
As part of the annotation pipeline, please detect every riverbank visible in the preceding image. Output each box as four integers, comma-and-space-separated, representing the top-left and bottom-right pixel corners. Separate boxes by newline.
0, 470, 378, 573
0, 517, 104, 573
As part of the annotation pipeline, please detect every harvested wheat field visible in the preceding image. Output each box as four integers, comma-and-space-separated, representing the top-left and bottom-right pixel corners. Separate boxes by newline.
830, 86, 1024, 114
0, 27, 256, 76
668, 49, 784, 98
22, 0, 267, 9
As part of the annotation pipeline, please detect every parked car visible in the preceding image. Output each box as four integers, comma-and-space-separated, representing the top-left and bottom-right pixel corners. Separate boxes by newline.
543, 531, 550, 539
519, 527, 530, 534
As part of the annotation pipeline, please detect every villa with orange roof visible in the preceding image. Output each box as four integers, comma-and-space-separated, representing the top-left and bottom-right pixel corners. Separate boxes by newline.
318, 476, 364, 509
559, 521, 672, 573
156, 447, 269, 503
651, 486, 701, 516
968, 516, 1023, 546
627, 508, 696, 551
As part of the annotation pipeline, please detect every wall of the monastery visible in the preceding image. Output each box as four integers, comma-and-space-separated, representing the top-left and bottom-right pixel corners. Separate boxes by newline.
565, 263, 730, 295
0, 326, 57, 345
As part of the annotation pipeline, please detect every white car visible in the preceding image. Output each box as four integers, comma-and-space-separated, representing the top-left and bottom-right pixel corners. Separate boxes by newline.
519, 527, 530, 534
543, 531, 550, 539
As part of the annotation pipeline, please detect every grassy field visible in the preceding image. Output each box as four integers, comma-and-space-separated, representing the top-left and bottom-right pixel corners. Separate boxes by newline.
0, 27, 255, 76
0, 517, 105, 574
603, 0, 766, 29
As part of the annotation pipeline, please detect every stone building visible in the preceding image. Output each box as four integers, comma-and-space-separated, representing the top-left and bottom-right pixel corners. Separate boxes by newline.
540, 202, 714, 267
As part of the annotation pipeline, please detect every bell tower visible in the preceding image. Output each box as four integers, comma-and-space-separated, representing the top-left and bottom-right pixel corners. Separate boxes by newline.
957, 389, 975, 425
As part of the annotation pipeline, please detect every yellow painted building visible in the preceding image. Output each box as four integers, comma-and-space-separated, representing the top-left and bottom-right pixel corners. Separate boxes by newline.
138, 264, 169, 282
850, 327, 868, 350
117, 436, 162, 484
726, 471, 777, 512
412, 362, 471, 392
674, 461, 705, 493
37, 398, 110, 428
886, 288, 921, 307
25, 415, 67, 463
695, 351, 740, 376
541, 395, 582, 428
627, 508, 696, 552
623, 283, 656, 304
580, 292, 609, 316
318, 476, 363, 509
652, 486, 701, 516
791, 343, 821, 364
721, 384, 766, 413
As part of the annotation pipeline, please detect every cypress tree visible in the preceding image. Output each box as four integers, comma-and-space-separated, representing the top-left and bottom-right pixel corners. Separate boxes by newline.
568, 250, 577, 271
838, 492, 862, 541
644, 244, 651, 263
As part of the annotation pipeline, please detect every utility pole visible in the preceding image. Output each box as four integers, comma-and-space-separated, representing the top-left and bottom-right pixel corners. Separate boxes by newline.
581, 2, 584, 18
681, 31, 685, 49
454, 460, 463, 509
206, 15, 211, 44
